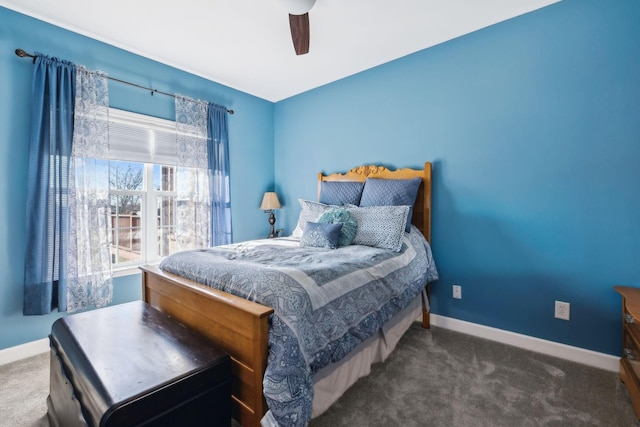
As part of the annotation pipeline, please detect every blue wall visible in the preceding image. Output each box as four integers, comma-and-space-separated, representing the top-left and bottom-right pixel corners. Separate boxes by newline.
274, 0, 640, 355
0, 7, 274, 350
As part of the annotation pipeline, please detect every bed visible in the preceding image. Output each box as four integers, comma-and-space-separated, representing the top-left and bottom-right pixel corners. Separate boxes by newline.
140, 162, 438, 427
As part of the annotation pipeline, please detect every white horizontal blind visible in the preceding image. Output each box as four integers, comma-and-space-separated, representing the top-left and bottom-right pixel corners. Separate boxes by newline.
107, 108, 177, 165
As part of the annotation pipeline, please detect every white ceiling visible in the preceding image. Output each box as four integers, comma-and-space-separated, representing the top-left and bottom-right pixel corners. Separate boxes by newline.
2, 0, 560, 102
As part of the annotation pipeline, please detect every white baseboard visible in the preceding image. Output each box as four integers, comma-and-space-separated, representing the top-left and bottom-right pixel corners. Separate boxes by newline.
0, 316, 620, 373
431, 314, 619, 372
0, 338, 49, 366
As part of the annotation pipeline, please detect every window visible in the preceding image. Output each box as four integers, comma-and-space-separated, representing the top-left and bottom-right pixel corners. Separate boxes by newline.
108, 161, 177, 268
106, 109, 186, 272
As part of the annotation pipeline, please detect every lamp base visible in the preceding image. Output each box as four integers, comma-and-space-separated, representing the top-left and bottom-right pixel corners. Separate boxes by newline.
267, 211, 278, 239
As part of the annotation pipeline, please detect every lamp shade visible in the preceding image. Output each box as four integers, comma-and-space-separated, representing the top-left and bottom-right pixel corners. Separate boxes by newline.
278, 0, 316, 15
260, 192, 282, 210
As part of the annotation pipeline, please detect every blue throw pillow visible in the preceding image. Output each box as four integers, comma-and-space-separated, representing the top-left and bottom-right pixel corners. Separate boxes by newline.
359, 177, 421, 232
300, 222, 343, 249
317, 207, 357, 246
319, 181, 365, 206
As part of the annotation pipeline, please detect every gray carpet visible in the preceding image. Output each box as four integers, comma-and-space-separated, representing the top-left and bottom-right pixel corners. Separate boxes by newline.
0, 351, 49, 427
1, 325, 638, 427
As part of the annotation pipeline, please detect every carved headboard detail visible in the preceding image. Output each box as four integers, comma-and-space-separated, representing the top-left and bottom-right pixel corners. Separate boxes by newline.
318, 162, 432, 243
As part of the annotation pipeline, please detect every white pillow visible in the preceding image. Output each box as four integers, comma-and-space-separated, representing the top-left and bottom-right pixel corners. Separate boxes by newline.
291, 199, 332, 239
346, 205, 410, 252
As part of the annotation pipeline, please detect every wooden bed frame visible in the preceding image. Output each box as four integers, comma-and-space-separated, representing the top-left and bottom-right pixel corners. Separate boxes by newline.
140, 161, 433, 427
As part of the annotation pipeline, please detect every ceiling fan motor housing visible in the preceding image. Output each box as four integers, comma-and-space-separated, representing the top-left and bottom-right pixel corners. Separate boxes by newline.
279, 0, 316, 15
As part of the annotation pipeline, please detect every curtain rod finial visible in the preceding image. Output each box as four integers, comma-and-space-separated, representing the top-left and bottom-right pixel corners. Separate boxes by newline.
15, 48, 36, 63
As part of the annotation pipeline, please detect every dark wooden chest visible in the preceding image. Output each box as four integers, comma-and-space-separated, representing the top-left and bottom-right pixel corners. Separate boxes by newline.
47, 300, 231, 427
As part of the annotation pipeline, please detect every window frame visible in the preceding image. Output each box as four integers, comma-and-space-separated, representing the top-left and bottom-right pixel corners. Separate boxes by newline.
107, 109, 180, 277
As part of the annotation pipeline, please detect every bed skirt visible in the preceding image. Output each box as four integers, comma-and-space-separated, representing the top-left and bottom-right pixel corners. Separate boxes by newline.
311, 292, 422, 417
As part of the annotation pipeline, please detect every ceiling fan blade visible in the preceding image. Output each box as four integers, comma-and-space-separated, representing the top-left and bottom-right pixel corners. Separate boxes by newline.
289, 13, 310, 55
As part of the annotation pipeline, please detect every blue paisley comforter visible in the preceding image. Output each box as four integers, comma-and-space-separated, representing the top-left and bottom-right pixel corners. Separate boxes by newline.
159, 226, 438, 426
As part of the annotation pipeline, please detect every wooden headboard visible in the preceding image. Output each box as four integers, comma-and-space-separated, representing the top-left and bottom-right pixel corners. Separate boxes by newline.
318, 162, 432, 243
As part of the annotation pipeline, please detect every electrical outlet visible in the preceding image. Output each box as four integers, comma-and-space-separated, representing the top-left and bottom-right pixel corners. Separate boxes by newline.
555, 301, 570, 320
453, 285, 462, 299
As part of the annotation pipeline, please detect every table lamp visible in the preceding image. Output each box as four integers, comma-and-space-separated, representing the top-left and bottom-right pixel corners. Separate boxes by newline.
260, 192, 282, 238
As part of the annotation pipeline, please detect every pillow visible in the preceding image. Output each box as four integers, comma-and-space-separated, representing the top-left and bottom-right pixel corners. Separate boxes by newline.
300, 222, 343, 249
291, 199, 332, 239
359, 177, 421, 232
317, 207, 357, 246
346, 205, 410, 252
319, 181, 365, 206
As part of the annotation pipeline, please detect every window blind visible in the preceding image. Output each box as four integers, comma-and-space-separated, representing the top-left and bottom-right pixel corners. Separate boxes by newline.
107, 108, 177, 165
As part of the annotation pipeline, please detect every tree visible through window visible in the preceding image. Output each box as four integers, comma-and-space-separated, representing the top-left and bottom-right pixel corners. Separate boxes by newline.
108, 160, 178, 267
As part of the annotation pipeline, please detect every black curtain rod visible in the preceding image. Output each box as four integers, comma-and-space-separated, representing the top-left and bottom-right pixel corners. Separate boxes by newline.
15, 48, 234, 115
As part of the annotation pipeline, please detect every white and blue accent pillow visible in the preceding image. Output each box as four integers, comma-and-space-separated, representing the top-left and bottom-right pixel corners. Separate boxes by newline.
346, 205, 410, 252
319, 181, 365, 206
359, 177, 421, 232
317, 207, 357, 246
291, 199, 332, 239
300, 222, 343, 249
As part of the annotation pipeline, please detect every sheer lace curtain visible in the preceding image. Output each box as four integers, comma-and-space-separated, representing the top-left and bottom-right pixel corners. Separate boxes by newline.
67, 66, 113, 312
175, 95, 211, 251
